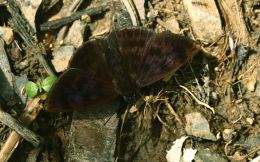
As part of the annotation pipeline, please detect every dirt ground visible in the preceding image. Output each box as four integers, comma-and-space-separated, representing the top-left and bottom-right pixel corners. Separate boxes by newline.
0, 0, 259, 162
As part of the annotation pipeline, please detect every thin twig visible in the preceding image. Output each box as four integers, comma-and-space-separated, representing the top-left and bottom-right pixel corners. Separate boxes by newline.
238, 60, 260, 78
164, 99, 184, 125
40, 6, 109, 31
231, 114, 242, 126
155, 112, 172, 130
241, 145, 260, 158
120, 0, 138, 26
179, 85, 215, 114
224, 139, 232, 156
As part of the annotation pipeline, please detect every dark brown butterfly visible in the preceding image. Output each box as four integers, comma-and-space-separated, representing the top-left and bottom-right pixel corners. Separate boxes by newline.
44, 27, 200, 112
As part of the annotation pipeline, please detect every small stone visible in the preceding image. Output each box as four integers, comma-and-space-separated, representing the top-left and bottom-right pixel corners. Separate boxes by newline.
245, 69, 258, 92
0, 27, 14, 45
185, 112, 216, 141
64, 20, 88, 48
164, 16, 180, 33
195, 148, 228, 162
81, 15, 91, 23
147, 9, 158, 22
211, 92, 218, 100
214, 67, 220, 72
216, 132, 221, 140
251, 156, 260, 162
222, 129, 236, 142
51, 46, 75, 72
246, 118, 254, 125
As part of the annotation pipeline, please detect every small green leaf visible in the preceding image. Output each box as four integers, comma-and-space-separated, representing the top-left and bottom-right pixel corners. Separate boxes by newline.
42, 76, 57, 92
26, 81, 39, 98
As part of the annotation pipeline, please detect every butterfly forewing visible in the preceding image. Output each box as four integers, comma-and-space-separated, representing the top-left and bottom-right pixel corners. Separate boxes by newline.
44, 69, 118, 112
136, 33, 200, 87
106, 27, 155, 95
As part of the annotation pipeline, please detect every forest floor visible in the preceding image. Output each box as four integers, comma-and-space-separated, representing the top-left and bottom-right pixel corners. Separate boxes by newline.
0, 0, 259, 162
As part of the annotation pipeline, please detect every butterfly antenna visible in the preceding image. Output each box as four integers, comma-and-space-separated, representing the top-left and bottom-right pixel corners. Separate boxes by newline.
100, 98, 128, 129
101, 111, 117, 128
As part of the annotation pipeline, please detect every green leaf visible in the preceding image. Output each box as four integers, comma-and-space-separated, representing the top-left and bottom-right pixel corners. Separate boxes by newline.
26, 81, 39, 98
42, 76, 57, 92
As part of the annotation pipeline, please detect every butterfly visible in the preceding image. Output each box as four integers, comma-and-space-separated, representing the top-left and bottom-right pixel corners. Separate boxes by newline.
44, 27, 200, 112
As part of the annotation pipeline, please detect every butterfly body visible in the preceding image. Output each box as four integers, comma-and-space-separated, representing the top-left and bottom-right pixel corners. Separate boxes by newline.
44, 27, 200, 112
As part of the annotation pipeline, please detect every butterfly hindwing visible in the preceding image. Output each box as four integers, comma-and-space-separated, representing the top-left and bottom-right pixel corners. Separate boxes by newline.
69, 39, 112, 82
136, 33, 200, 87
44, 68, 118, 112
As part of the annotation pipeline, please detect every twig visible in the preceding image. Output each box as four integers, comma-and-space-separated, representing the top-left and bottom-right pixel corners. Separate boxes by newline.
189, 64, 203, 93
0, 131, 22, 162
224, 139, 232, 156
164, 99, 184, 125
179, 85, 215, 114
155, 112, 172, 130
231, 114, 242, 126
40, 6, 109, 31
241, 145, 260, 158
238, 60, 260, 78
120, 0, 138, 26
